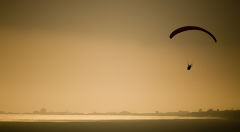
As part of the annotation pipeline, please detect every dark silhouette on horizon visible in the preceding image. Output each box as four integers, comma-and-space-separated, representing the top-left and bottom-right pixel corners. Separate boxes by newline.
2, 109, 240, 120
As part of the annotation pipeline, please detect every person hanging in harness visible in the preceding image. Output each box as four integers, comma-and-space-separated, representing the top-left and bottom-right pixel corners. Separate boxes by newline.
187, 64, 192, 70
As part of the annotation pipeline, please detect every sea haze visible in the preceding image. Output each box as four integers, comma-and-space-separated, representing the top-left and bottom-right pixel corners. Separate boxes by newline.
0, 114, 221, 122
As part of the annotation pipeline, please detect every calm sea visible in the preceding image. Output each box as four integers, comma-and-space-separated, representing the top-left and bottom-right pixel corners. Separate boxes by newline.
0, 114, 221, 122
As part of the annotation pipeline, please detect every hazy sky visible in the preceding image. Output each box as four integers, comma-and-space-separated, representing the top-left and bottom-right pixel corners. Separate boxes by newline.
0, 0, 239, 113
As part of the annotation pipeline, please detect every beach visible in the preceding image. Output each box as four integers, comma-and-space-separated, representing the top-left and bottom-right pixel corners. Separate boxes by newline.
0, 119, 240, 132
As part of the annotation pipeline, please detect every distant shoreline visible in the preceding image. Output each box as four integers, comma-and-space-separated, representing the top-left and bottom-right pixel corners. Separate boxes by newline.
1, 109, 240, 121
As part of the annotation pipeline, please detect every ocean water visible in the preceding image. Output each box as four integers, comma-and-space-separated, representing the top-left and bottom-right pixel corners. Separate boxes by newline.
0, 114, 221, 122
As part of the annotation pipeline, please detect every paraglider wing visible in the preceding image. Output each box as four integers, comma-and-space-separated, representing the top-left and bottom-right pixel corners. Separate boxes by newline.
170, 26, 217, 42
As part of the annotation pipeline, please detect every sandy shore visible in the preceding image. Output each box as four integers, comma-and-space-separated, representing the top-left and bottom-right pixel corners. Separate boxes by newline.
0, 119, 240, 132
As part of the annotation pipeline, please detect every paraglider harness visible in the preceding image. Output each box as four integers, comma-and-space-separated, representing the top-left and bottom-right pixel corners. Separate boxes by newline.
187, 64, 192, 70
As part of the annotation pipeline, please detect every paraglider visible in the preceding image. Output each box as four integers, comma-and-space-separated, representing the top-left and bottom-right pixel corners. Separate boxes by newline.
169, 26, 217, 70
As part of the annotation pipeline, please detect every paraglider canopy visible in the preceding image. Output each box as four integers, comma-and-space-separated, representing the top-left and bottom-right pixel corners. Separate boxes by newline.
170, 26, 217, 43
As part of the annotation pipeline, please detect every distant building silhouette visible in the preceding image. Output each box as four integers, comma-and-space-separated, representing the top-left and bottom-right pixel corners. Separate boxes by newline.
40, 108, 47, 114
33, 108, 47, 114
207, 109, 213, 112
119, 111, 131, 115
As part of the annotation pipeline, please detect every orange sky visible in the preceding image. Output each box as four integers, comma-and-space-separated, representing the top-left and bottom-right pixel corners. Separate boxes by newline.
0, 0, 239, 113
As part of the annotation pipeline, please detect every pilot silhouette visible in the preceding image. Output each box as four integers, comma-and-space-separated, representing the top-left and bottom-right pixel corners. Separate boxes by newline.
187, 64, 192, 70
